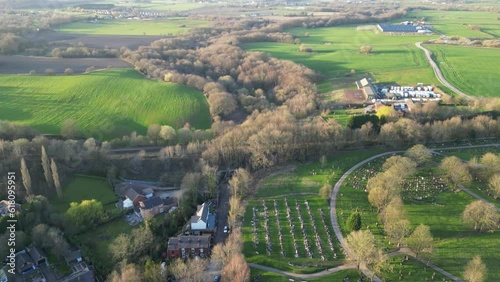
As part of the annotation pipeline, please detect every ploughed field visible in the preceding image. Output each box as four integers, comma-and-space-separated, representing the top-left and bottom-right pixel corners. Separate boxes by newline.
0, 69, 211, 138
56, 18, 209, 36
0, 55, 130, 74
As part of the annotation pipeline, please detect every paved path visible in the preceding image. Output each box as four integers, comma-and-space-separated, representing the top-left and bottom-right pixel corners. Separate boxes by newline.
415, 42, 473, 100
248, 263, 356, 279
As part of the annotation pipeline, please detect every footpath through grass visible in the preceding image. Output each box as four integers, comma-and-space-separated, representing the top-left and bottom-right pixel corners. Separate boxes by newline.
250, 267, 361, 282
0, 68, 211, 138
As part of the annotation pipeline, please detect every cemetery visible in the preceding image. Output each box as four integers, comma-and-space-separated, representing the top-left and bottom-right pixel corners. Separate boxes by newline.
243, 195, 344, 273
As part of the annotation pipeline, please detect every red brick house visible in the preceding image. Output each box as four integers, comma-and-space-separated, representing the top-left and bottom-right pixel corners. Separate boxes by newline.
166, 234, 211, 259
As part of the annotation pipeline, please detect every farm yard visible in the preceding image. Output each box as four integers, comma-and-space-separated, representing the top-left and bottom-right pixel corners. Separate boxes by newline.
425, 45, 500, 97
407, 10, 500, 38
0, 68, 211, 138
56, 18, 209, 36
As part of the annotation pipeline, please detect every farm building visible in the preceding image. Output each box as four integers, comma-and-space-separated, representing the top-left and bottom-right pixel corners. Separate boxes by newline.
378, 24, 431, 33
166, 234, 212, 259
355, 78, 377, 100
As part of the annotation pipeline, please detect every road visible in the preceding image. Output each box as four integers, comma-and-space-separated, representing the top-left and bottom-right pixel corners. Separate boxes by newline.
415, 42, 473, 100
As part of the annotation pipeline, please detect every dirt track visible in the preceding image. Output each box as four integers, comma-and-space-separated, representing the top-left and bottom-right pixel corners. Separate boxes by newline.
0, 55, 131, 74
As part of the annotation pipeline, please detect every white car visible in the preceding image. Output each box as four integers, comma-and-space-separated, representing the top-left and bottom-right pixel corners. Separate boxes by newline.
223, 226, 228, 233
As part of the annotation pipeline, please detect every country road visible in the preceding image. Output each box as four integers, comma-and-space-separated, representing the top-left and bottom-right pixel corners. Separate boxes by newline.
415, 42, 473, 100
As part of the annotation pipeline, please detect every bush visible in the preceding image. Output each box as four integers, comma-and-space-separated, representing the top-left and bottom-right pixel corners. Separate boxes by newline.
45, 68, 55, 76
29, 70, 36, 75
86, 66, 96, 73
359, 45, 373, 54
64, 68, 74, 75
347, 212, 362, 232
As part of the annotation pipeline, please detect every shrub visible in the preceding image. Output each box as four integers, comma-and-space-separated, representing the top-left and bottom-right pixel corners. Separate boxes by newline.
64, 68, 74, 75
44, 68, 55, 76
347, 212, 362, 232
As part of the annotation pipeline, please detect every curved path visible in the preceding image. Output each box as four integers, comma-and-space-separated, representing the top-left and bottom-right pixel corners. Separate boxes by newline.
415, 42, 473, 100
248, 263, 356, 280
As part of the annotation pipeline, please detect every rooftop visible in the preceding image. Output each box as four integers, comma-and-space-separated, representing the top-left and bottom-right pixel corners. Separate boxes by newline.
167, 234, 211, 250
378, 24, 423, 33
140, 196, 163, 210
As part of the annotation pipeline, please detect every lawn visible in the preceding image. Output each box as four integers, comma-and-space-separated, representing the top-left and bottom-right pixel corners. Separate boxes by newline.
0, 68, 211, 138
426, 45, 500, 97
243, 26, 440, 94
51, 175, 116, 213
250, 267, 361, 282
75, 217, 135, 275
56, 18, 209, 36
379, 255, 449, 282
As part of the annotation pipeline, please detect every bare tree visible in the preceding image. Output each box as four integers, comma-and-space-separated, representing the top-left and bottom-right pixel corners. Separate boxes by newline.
319, 183, 331, 201
229, 168, 252, 198
345, 229, 382, 271
440, 156, 472, 189
462, 200, 499, 232
463, 255, 487, 282
159, 125, 176, 144
488, 173, 500, 199
20, 158, 32, 196
41, 146, 53, 188
359, 45, 373, 54
51, 158, 62, 198
222, 253, 250, 282
368, 185, 399, 212
170, 258, 207, 282
108, 262, 142, 282
405, 144, 432, 166
405, 224, 434, 259
381, 197, 411, 246
147, 124, 161, 145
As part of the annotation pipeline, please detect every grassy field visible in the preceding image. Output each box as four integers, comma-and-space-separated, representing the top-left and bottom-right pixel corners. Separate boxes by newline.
379, 255, 449, 282
57, 18, 209, 36
75, 217, 134, 274
407, 10, 499, 38
0, 69, 211, 138
243, 26, 439, 94
336, 151, 500, 281
425, 45, 500, 97
51, 175, 116, 213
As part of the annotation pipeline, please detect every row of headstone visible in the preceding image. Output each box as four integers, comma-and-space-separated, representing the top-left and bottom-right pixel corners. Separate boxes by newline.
262, 200, 272, 255
295, 200, 312, 258
284, 198, 300, 258
273, 200, 286, 257
304, 200, 325, 261
251, 206, 259, 250
319, 208, 337, 259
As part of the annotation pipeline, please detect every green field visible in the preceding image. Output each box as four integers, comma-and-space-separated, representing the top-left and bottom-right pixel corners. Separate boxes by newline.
243, 26, 439, 93
75, 217, 134, 274
407, 10, 499, 38
0, 69, 211, 138
426, 45, 500, 97
56, 18, 209, 35
250, 267, 361, 282
51, 175, 116, 212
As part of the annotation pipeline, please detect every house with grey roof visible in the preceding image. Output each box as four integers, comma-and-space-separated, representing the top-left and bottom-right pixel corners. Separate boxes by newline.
190, 202, 216, 232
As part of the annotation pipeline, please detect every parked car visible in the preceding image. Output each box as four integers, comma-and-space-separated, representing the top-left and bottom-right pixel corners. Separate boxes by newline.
214, 274, 221, 282
223, 226, 228, 233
